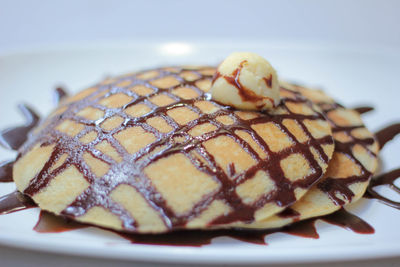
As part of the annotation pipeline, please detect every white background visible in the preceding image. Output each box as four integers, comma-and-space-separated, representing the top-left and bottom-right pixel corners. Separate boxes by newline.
0, 0, 400, 52
0, 0, 399, 266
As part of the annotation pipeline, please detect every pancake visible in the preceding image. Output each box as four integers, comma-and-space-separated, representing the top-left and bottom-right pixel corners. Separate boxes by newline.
13, 66, 334, 233
234, 82, 379, 229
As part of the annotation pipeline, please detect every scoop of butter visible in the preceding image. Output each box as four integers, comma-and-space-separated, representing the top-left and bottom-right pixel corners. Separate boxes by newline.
210, 52, 280, 111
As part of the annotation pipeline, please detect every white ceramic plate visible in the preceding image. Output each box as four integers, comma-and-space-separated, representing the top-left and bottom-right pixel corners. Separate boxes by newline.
0, 41, 399, 265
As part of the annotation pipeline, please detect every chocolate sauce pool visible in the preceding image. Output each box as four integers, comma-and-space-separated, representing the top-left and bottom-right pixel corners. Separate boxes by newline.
30, 207, 371, 246
366, 168, 400, 209
28, 208, 369, 246
375, 123, 400, 149
0, 90, 397, 246
353, 106, 374, 115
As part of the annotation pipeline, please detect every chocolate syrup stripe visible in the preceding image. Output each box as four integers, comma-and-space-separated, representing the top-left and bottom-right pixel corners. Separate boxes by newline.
0, 104, 40, 151
353, 106, 374, 115
17, 67, 333, 231
53, 87, 69, 106
366, 168, 400, 209
0, 160, 14, 182
0, 88, 67, 154
362, 123, 400, 209
375, 123, 400, 149
320, 208, 374, 234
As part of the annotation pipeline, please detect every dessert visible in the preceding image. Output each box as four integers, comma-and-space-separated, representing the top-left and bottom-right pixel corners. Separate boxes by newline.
1, 52, 399, 243
12, 62, 334, 233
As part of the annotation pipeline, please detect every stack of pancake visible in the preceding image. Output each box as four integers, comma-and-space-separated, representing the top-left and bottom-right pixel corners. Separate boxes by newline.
13, 66, 378, 233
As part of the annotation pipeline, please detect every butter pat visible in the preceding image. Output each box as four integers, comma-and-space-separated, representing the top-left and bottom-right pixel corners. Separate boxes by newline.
210, 52, 280, 111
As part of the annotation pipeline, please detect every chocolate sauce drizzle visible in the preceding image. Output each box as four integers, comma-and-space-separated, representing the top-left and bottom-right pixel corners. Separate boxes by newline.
321, 208, 374, 234
53, 87, 68, 106
17, 67, 333, 231
0, 104, 39, 151
375, 123, 400, 149
0, 191, 36, 215
353, 106, 374, 115
363, 123, 400, 208
0, 160, 14, 182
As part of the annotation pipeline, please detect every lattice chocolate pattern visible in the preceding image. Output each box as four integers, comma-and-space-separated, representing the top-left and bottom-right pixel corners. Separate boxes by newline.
14, 67, 334, 233
237, 84, 379, 229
